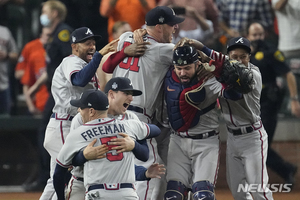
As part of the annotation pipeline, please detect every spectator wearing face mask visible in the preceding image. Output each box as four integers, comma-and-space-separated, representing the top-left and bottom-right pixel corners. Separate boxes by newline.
247, 20, 300, 188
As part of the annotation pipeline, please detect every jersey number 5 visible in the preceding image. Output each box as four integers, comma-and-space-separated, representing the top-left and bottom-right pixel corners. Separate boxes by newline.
119, 42, 140, 72
100, 137, 124, 161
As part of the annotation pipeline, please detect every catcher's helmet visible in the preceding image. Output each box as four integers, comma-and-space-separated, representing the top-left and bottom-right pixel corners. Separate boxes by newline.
173, 45, 198, 66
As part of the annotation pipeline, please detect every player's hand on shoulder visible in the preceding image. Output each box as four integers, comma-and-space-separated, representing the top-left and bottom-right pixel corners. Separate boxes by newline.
110, 132, 135, 153
145, 163, 166, 179
133, 29, 147, 43
83, 139, 108, 160
99, 38, 119, 56
124, 42, 150, 57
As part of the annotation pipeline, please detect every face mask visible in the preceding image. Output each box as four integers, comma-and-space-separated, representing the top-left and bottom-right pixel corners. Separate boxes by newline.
40, 14, 51, 27
250, 39, 264, 52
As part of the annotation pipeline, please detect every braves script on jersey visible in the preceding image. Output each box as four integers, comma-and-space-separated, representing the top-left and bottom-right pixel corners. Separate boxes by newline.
56, 117, 150, 187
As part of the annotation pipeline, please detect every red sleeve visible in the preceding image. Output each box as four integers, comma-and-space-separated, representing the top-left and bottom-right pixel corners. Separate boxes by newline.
102, 48, 127, 73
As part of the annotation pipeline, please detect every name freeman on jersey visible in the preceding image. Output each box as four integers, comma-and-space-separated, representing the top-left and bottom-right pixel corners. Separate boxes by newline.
81, 124, 126, 141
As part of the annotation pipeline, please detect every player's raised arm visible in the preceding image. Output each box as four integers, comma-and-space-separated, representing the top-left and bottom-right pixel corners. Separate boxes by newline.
98, 38, 119, 56
102, 40, 150, 73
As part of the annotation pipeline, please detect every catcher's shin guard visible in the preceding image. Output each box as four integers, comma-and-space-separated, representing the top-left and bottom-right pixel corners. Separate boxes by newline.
192, 180, 215, 200
164, 180, 189, 200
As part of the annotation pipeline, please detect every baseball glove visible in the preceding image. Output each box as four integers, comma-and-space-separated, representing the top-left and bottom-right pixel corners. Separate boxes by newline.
218, 60, 254, 94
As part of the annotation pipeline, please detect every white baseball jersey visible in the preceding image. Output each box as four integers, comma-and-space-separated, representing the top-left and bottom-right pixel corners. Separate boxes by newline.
51, 55, 98, 116
57, 117, 150, 187
113, 32, 173, 199
209, 52, 273, 199
66, 111, 140, 200
41, 54, 99, 200
113, 32, 174, 117
69, 111, 140, 179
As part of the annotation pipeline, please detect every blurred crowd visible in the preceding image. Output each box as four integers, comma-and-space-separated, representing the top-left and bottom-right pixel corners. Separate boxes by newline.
1, 0, 299, 194
0, 0, 299, 117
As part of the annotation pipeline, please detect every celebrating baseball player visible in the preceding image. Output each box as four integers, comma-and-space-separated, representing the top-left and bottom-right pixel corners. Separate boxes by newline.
41, 27, 117, 199
102, 6, 185, 199
163, 45, 222, 200
41, 24, 150, 199
176, 37, 274, 199
53, 89, 161, 200
63, 77, 165, 200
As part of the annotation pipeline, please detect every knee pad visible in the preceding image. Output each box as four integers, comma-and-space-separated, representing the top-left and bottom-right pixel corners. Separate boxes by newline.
164, 180, 189, 200
192, 180, 215, 200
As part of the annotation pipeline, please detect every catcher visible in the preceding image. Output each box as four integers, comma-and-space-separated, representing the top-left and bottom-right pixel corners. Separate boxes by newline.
163, 44, 255, 200
175, 37, 274, 200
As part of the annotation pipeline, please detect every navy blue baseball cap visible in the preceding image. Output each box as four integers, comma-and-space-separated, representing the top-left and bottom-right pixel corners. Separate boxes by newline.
71, 27, 102, 44
227, 37, 251, 54
104, 77, 142, 96
173, 45, 199, 66
145, 6, 185, 26
70, 89, 109, 110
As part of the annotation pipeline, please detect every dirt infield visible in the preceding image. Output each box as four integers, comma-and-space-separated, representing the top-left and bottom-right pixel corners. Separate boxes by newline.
0, 190, 299, 200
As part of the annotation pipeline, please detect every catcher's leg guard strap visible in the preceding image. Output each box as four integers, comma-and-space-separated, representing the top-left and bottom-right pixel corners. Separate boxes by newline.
164, 180, 189, 200
192, 180, 215, 200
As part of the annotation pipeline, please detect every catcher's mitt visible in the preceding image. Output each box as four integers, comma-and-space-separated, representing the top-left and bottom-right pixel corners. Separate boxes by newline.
218, 60, 254, 94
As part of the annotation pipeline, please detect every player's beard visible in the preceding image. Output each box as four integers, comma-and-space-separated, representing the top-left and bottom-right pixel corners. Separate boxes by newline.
178, 65, 199, 85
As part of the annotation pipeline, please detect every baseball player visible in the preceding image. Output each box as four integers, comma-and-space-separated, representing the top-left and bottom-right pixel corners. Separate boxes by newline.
41, 27, 118, 200
64, 77, 163, 200
177, 37, 274, 199
163, 45, 221, 200
53, 89, 161, 200
102, 6, 185, 199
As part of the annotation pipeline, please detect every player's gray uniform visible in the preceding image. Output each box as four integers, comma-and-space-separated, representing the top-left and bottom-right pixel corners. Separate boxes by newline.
42, 55, 97, 200
56, 117, 151, 200
218, 62, 273, 200
113, 32, 173, 199
166, 78, 222, 188
66, 111, 139, 200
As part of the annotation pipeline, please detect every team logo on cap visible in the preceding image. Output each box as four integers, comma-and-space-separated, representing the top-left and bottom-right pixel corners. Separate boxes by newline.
159, 16, 164, 23
235, 37, 244, 44
177, 58, 183, 65
88, 103, 92, 106
72, 36, 76, 43
112, 82, 118, 89
85, 28, 93, 35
